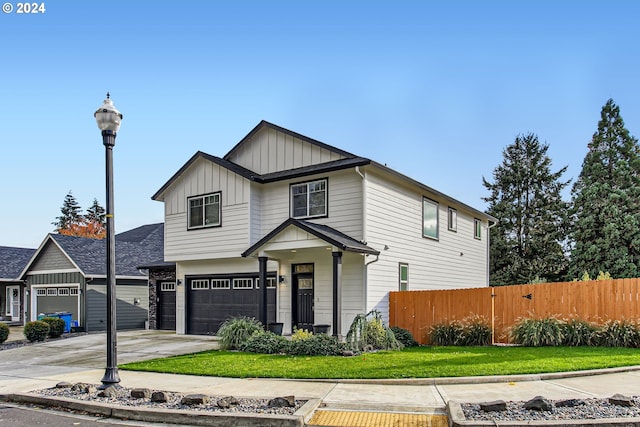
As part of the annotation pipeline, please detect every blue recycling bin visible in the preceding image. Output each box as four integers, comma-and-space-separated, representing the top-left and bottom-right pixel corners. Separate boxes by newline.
55, 312, 72, 333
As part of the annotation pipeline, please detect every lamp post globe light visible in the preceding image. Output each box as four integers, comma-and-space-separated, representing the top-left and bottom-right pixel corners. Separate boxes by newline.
94, 93, 122, 388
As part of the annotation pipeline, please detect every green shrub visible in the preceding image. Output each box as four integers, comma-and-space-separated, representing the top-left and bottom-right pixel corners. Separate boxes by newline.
24, 320, 50, 342
363, 317, 387, 349
561, 319, 597, 346
41, 317, 65, 338
390, 326, 419, 347
217, 316, 263, 350
291, 328, 313, 341
289, 333, 344, 356
592, 320, 640, 348
459, 315, 492, 346
239, 331, 290, 354
430, 320, 464, 346
510, 316, 564, 346
345, 310, 402, 352
0, 323, 9, 344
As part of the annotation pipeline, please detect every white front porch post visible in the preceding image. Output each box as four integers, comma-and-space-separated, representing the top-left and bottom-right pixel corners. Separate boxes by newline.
332, 251, 343, 338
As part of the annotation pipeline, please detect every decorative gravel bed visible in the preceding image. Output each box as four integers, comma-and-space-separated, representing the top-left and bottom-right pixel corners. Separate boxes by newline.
37, 384, 306, 416
462, 397, 640, 422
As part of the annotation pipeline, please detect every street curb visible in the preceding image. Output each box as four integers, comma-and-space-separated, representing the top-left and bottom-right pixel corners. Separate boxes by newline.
0, 393, 319, 427
446, 401, 640, 427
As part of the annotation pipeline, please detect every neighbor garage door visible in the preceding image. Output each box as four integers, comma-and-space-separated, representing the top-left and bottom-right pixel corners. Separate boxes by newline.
186, 274, 276, 335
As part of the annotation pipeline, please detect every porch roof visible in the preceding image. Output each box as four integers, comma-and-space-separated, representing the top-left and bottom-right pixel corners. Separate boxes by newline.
241, 218, 380, 257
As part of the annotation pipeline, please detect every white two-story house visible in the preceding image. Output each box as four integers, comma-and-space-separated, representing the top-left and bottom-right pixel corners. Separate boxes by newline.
152, 121, 497, 336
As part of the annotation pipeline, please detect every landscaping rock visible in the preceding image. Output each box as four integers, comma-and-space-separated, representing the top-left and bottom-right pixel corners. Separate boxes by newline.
131, 388, 151, 399
556, 399, 585, 408
150, 391, 169, 403
609, 394, 634, 407
71, 383, 95, 394
55, 382, 72, 389
524, 395, 553, 411
268, 395, 295, 408
97, 385, 121, 398
217, 396, 238, 408
480, 400, 507, 412
181, 394, 210, 406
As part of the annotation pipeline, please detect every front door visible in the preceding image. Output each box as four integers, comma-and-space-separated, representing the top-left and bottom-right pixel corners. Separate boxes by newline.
6, 285, 20, 321
292, 264, 314, 331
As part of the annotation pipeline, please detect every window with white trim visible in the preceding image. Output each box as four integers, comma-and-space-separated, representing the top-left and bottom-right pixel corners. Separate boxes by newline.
423, 198, 439, 239
58, 288, 70, 296
70, 288, 79, 296
47, 288, 58, 296
256, 277, 277, 288
399, 263, 409, 291
448, 207, 457, 232
188, 193, 221, 229
211, 279, 230, 289
191, 279, 209, 290
233, 278, 253, 289
36, 288, 46, 296
474, 218, 482, 240
291, 179, 327, 218
160, 282, 175, 292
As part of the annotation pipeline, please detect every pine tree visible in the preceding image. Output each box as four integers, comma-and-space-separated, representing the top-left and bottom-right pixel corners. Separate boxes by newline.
569, 99, 640, 279
483, 133, 570, 286
52, 191, 82, 231
85, 198, 106, 227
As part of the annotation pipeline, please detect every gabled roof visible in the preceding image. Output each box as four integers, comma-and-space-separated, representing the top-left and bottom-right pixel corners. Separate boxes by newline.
224, 120, 357, 161
23, 223, 165, 278
242, 218, 380, 257
0, 246, 36, 281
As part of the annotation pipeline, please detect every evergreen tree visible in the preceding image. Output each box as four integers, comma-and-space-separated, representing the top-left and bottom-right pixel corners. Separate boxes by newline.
85, 198, 106, 226
483, 133, 570, 286
569, 99, 640, 279
52, 191, 82, 231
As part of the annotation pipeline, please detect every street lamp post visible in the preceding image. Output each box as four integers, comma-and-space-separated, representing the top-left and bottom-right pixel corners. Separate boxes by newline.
95, 93, 122, 389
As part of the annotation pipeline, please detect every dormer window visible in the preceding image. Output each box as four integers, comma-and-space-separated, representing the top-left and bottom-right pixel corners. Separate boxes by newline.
188, 192, 221, 229
291, 179, 327, 219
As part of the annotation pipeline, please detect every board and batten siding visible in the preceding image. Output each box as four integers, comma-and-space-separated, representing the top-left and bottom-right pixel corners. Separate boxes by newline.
163, 157, 251, 261
228, 127, 346, 175
256, 170, 364, 243
363, 170, 489, 321
86, 281, 148, 331
29, 241, 76, 271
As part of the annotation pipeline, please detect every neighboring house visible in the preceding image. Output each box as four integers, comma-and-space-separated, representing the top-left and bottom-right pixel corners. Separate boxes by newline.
138, 260, 176, 331
19, 223, 164, 331
152, 121, 497, 336
0, 246, 36, 324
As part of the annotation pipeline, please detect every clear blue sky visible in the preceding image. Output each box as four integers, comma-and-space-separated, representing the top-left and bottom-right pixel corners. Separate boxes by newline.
1, 1, 639, 248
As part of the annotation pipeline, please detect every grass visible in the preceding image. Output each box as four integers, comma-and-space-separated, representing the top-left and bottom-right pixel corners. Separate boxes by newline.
120, 346, 640, 379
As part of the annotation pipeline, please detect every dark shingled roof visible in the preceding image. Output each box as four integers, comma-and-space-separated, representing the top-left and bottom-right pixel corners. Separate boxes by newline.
48, 223, 164, 277
0, 246, 36, 280
242, 218, 379, 257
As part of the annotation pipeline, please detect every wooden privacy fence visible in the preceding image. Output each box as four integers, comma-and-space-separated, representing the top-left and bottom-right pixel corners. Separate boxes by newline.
388, 278, 640, 344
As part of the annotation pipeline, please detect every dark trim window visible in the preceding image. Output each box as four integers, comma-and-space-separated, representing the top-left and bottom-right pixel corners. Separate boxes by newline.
399, 263, 409, 291
291, 179, 327, 218
448, 207, 457, 232
188, 192, 221, 229
474, 218, 482, 240
423, 198, 439, 240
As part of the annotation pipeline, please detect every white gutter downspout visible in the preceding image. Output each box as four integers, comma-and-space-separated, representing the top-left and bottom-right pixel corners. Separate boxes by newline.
355, 166, 373, 312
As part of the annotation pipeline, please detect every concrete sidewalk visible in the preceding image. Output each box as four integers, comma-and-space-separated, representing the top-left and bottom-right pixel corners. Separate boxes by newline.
2, 330, 640, 426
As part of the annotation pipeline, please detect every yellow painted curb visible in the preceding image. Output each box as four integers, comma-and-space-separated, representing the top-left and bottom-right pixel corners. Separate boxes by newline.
307, 410, 449, 427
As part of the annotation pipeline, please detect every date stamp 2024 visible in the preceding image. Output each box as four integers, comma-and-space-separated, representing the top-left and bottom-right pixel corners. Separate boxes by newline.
2, 2, 46, 14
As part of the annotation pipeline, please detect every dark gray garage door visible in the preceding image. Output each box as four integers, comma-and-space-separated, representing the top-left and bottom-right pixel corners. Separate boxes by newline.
186, 274, 276, 335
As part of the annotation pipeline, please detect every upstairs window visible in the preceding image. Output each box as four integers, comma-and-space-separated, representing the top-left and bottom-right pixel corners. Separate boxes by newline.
291, 179, 327, 218
474, 218, 482, 240
188, 192, 221, 229
423, 198, 439, 240
448, 208, 457, 232
399, 263, 409, 291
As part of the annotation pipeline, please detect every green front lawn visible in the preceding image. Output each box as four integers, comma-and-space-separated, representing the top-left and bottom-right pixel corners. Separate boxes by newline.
120, 346, 640, 379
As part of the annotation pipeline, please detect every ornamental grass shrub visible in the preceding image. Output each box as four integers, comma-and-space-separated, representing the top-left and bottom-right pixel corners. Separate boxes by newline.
0, 323, 9, 344
429, 320, 464, 346
41, 316, 65, 338
459, 315, 492, 346
24, 320, 50, 342
592, 320, 640, 348
217, 316, 263, 350
510, 316, 564, 347
561, 319, 597, 346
